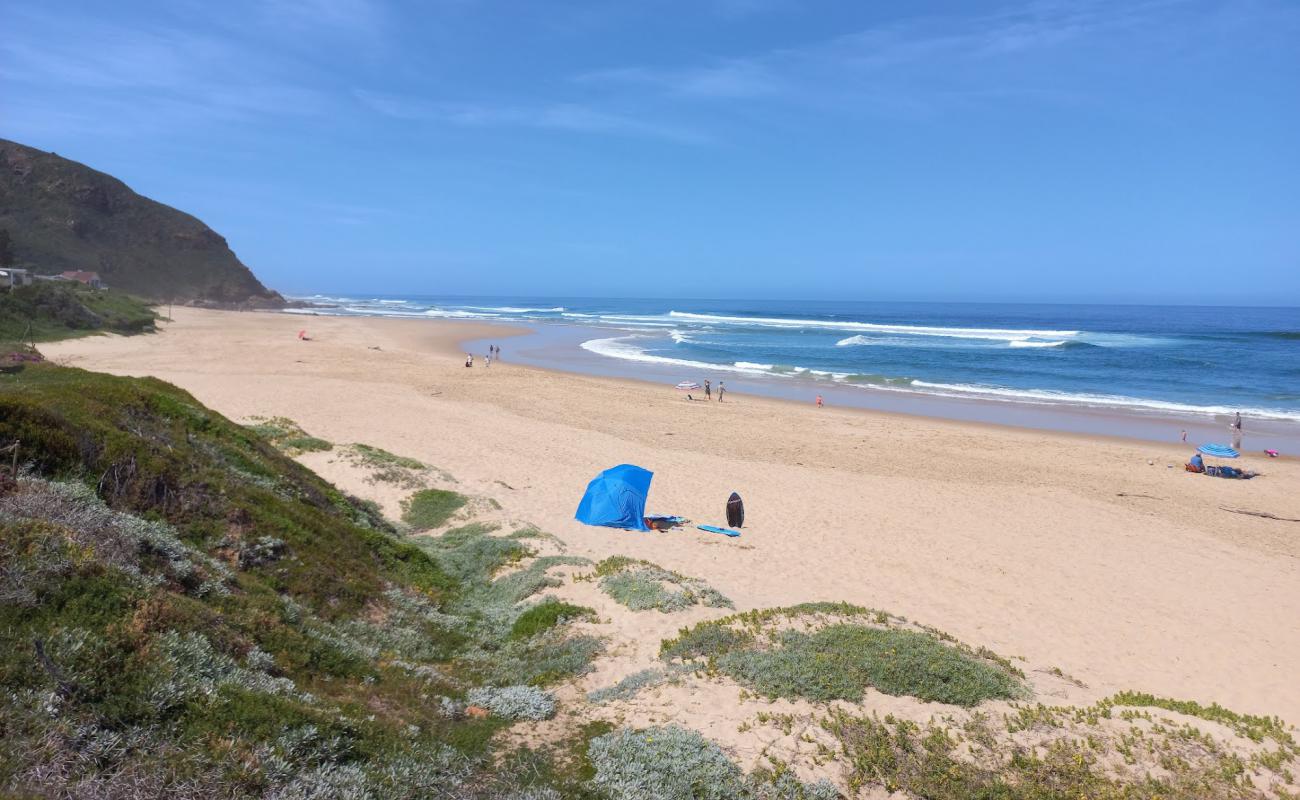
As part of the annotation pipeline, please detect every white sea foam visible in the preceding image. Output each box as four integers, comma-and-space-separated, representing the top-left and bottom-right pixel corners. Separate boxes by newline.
906, 380, 1300, 421
670, 311, 1079, 341
579, 337, 783, 376
733, 361, 775, 371
422, 308, 501, 319
464, 306, 565, 313
669, 330, 693, 344
1008, 339, 1067, 348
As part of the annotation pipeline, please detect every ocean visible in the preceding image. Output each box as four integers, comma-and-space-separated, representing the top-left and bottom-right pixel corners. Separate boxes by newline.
290, 295, 1300, 445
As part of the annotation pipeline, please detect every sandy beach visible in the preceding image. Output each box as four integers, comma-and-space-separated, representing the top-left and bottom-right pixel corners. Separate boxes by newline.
41, 307, 1300, 742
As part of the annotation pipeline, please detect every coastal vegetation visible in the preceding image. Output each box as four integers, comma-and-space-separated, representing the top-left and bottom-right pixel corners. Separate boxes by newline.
342, 443, 452, 488
402, 488, 470, 531
0, 280, 155, 345
243, 415, 332, 455
2, 361, 1297, 799
660, 603, 1023, 707
585, 555, 733, 613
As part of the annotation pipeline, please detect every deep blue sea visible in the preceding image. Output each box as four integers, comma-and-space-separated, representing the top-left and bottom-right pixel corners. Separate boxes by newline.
291, 295, 1300, 424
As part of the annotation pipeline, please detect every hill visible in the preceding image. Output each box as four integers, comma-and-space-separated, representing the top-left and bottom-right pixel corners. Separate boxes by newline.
0, 365, 592, 798
0, 138, 282, 307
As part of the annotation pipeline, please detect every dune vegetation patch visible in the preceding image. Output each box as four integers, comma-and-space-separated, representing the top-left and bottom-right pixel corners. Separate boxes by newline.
587, 724, 839, 800
511, 599, 596, 640
342, 442, 453, 488
586, 556, 733, 613
243, 415, 332, 455
402, 488, 470, 530
406, 522, 600, 688
661, 603, 1023, 707
822, 690, 1300, 800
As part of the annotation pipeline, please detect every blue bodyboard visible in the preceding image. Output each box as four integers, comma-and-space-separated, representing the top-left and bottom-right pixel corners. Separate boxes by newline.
697, 524, 740, 538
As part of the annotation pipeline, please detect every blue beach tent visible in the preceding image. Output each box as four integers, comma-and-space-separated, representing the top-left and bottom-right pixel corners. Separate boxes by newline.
575, 464, 653, 531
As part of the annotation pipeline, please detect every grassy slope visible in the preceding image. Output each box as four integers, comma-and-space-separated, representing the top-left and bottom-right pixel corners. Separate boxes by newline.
0, 364, 586, 798
0, 281, 156, 344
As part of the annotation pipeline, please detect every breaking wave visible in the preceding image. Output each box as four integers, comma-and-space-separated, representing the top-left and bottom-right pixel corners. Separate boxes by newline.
670, 311, 1079, 341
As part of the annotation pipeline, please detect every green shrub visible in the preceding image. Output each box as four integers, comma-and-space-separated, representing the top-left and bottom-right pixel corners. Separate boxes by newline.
588, 725, 839, 800
587, 668, 670, 704
467, 685, 557, 721
343, 443, 447, 488
282, 435, 332, 453
662, 608, 1023, 707
659, 623, 754, 662
348, 443, 427, 470
510, 600, 595, 640
591, 557, 732, 613
0, 282, 155, 342
402, 489, 469, 530
244, 415, 333, 455
418, 523, 525, 583
718, 624, 1020, 706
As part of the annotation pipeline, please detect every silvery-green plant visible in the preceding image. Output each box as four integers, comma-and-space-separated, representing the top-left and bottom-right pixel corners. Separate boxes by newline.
597, 561, 733, 614
148, 631, 299, 713
588, 725, 841, 800
466, 685, 556, 721
0, 477, 231, 597
588, 725, 744, 800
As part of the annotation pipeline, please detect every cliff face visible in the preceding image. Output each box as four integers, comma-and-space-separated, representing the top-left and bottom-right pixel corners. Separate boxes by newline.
0, 138, 282, 306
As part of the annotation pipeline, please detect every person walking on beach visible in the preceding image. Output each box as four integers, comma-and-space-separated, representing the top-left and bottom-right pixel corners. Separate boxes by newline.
1232, 412, 1243, 450
1180, 429, 1187, 443
816, 394, 823, 408
717, 381, 725, 402
465, 354, 473, 368
704, 380, 711, 400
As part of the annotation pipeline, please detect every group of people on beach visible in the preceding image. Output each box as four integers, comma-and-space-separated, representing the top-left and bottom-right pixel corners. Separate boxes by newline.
464, 344, 502, 368
684, 379, 727, 402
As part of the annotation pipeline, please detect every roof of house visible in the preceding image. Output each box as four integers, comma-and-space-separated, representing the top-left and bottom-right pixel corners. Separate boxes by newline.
60, 270, 101, 282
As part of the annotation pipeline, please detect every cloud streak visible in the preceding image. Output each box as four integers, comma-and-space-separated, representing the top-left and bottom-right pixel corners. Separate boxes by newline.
571, 0, 1209, 118
353, 90, 709, 144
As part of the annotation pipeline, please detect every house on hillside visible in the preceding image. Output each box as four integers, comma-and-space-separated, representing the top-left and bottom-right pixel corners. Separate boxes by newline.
59, 270, 104, 289
0, 268, 33, 289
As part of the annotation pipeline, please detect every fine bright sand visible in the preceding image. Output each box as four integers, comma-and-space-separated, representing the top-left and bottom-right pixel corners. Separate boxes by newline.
42, 308, 1300, 756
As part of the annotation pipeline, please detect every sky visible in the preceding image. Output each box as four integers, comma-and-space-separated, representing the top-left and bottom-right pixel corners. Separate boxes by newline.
3, 0, 1298, 305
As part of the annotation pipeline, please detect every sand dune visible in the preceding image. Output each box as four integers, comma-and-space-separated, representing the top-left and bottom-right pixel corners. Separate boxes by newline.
42, 307, 1300, 730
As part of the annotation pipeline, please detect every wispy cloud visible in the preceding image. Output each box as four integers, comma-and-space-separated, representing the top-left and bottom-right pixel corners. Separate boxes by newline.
572, 0, 1207, 118
0, 3, 372, 137
353, 90, 709, 144
256, 0, 388, 41
576, 60, 779, 99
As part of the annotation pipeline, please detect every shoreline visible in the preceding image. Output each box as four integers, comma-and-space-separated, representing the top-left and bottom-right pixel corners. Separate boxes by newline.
39, 307, 1300, 728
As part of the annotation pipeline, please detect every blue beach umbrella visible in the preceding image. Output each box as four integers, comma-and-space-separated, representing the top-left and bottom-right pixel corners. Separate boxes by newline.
1197, 444, 1240, 459
575, 464, 653, 531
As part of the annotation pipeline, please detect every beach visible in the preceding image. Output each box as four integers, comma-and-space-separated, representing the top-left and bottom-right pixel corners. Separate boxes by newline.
41, 307, 1300, 740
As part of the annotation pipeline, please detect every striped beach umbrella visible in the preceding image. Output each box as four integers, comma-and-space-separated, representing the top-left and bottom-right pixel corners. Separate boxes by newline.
1197, 444, 1239, 458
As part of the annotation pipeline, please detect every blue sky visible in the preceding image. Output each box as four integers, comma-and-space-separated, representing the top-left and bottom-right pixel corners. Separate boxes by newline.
4, 0, 1298, 304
